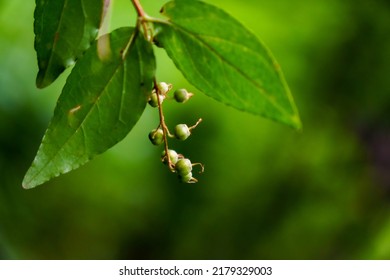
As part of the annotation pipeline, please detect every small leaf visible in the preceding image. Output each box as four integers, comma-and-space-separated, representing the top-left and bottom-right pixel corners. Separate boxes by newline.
154, 0, 301, 129
23, 27, 156, 189
34, 0, 107, 88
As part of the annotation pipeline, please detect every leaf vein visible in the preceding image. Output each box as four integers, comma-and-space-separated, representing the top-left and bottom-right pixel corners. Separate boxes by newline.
170, 23, 291, 118
26, 33, 138, 185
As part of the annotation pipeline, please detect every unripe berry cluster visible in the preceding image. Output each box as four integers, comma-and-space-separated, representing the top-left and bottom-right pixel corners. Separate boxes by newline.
148, 82, 170, 107
147, 81, 204, 183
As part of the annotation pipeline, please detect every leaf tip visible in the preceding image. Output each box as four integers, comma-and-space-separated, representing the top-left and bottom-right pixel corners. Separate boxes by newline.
22, 180, 34, 190
291, 115, 303, 131
22, 182, 32, 190
36, 72, 51, 89
22, 163, 48, 189
22, 172, 38, 190
36, 63, 66, 88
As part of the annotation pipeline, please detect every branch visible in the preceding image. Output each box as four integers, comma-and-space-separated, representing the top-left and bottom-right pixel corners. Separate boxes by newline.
131, 0, 146, 18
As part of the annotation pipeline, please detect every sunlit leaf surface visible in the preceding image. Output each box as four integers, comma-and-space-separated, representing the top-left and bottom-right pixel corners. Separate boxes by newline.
23, 27, 156, 189
154, 0, 301, 129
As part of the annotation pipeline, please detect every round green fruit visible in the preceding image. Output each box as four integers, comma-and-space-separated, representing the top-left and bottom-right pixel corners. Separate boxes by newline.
174, 124, 191, 140
161, 149, 179, 165
158, 82, 170, 95
174, 89, 191, 103
148, 128, 164, 145
179, 172, 193, 183
148, 92, 164, 107
175, 158, 192, 174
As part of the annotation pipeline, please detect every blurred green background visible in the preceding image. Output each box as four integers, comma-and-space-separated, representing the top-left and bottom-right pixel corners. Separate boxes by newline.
1, 0, 390, 259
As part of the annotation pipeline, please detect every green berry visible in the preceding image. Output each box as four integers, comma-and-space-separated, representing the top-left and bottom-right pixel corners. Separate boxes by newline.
174, 124, 191, 140
158, 82, 170, 94
148, 92, 164, 107
148, 128, 164, 145
178, 172, 193, 183
175, 158, 192, 174
161, 149, 179, 165
174, 89, 192, 103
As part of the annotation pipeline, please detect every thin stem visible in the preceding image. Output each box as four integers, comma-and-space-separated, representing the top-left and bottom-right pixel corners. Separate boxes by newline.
131, 0, 146, 17
131, 0, 153, 41
189, 118, 203, 131
154, 78, 174, 171
192, 163, 205, 174
143, 16, 170, 25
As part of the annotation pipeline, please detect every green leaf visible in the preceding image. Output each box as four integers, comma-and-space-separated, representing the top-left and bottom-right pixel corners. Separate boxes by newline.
23, 27, 156, 189
154, 0, 301, 129
34, 0, 107, 88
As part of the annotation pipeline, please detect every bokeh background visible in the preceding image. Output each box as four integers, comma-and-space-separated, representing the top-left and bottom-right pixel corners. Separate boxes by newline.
1, 0, 390, 259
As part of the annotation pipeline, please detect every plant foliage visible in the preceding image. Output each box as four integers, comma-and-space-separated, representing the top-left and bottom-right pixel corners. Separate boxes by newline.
34, 0, 105, 88
24, 0, 301, 188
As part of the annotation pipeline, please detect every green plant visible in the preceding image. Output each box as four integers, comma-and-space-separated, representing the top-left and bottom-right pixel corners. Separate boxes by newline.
148, 128, 164, 145
174, 89, 193, 103
23, 0, 301, 189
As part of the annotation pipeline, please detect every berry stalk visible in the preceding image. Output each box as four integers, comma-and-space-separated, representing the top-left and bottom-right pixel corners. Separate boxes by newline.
153, 78, 174, 170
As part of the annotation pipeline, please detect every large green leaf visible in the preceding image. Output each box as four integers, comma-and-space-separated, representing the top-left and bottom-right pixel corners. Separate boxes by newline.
34, 0, 106, 88
154, 0, 301, 129
23, 27, 156, 189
